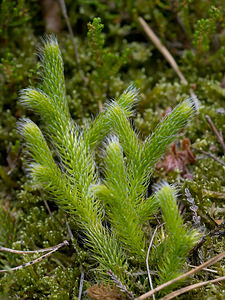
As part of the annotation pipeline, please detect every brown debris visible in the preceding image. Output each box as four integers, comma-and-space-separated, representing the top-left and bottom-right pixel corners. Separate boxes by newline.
205, 115, 225, 154
220, 74, 225, 88
41, 0, 61, 33
87, 284, 126, 300
6, 144, 22, 175
156, 138, 195, 178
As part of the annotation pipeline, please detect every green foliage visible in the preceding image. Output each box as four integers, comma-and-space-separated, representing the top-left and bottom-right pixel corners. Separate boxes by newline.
18, 37, 199, 296
87, 17, 130, 106
153, 183, 199, 287
193, 6, 224, 55
1, 0, 224, 298
0, 201, 19, 271
0, 0, 30, 40
0, 0, 37, 171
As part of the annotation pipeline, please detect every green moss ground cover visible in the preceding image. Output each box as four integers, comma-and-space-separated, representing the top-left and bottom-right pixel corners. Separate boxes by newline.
0, 1, 224, 299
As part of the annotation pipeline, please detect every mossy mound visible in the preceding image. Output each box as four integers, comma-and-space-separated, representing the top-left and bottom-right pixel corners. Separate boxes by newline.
0, 0, 224, 298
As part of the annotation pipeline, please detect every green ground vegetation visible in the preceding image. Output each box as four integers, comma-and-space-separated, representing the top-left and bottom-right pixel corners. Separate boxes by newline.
0, 0, 224, 299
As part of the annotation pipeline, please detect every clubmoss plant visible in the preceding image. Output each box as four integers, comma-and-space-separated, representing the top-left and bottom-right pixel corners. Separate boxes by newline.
19, 36, 200, 295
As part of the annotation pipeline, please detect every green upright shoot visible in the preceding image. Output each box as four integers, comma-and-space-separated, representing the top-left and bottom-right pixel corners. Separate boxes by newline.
19, 36, 200, 295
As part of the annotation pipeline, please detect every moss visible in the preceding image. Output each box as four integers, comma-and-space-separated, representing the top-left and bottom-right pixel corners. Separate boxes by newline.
0, 0, 225, 298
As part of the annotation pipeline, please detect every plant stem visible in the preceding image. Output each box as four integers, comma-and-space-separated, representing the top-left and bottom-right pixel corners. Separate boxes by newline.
58, 0, 87, 84
206, 115, 225, 153
138, 17, 199, 108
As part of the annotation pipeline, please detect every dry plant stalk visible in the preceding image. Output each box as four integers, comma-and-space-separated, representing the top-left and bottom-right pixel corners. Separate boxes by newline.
192, 147, 225, 167
138, 17, 187, 85
58, 0, 80, 66
159, 275, 225, 300
0, 240, 68, 273
138, 17, 199, 107
136, 251, 225, 299
205, 115, 225, 153
58, 0, 87, 84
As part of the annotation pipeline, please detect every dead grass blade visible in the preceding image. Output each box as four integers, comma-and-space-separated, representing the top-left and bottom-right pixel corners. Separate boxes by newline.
159, 276, 225, 300
0, 240, 69, 273
138, 17, 199, 108
136, 251, 225, 299
138, 17, 187, 85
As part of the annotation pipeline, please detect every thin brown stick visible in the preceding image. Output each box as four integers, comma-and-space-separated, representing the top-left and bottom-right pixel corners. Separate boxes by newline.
58, 0, 80, 66
98, 100, 103, 113
107, 270, 135, 300
205, 115, 225, 153
58, 0, 87, 84
138, 17, 199, 108
138, 17, 187, 85
191, 221, 225, 253
0, 241, 67, 254
188, 265, 218, 274
43, 199, 53, 218
192, 147, 225, 167
136, 251, 225, 300
159, 276, 225, 300
0, 241, 69, 273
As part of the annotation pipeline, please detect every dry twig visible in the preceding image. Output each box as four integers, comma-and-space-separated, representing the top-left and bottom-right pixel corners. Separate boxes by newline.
43, 198, 53, 218
138, 17, 199, 107
0, 241, 67, 254
192, 147, 225, 167
205, 115, 225, 153
58, 0, 87, 84
159, 276, 225, 300
0, 240, 69, 273
107, 270, 135, 300
191, 222, 225, 253
138, 17, 187, 85
58, 0, 80, 66
188, 265, 218, 274
136, 251, 225, 299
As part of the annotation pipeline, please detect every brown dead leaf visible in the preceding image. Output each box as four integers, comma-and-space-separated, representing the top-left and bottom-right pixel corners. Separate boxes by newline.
214, 218, 224, 225
156, 138, 195, 178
